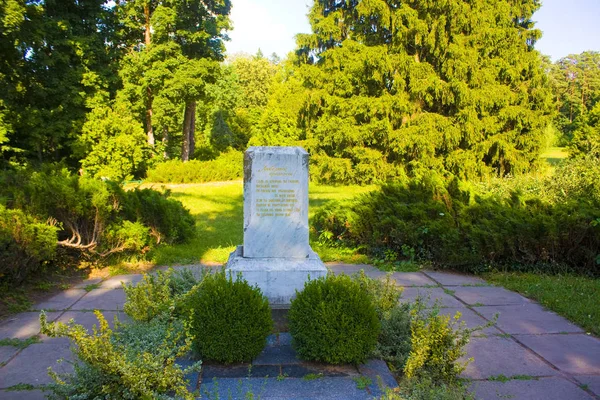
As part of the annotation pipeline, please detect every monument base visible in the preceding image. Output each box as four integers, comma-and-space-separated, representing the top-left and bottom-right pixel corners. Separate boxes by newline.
225, 246, 328, 306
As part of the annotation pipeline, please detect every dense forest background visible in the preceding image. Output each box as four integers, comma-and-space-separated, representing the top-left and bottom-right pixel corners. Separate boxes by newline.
1, 0, 598, 182
1, 0, 599, 284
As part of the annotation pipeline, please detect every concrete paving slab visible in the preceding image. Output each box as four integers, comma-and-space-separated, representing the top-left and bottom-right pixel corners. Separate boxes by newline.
470, 377, 593, 400
281, 364, 356, 378
0, 346, 19, 366
437, 307, 502, 336
253, 345, 301, 365
71, 278, 103, 289
574, 375, 600, 397
53, 311, 130, 333
0, 312, 61, 340
70, 289, 126, 311
0, 390, 48, 399
389, 272, 436, 287
0, 341, 73, 388
31, 289, 87, 311
462, 336, 558, 379
357, 359, 398, 389
199, 376, 383, 400
99, 274, 143, 289
326, 264, 384, 278
452, 286, 531, 306
515, 334, 600, 375
423, 271, 488, 286
400, 287, 465, 308
476, 304, 584, 335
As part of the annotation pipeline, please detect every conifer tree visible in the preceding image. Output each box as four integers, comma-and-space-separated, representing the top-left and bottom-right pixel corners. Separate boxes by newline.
289, 0, 553, 182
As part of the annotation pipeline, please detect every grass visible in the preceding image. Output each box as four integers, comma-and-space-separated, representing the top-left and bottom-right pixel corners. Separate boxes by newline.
146, 181, 375, 265
485, 272, 600, 336
540, 146, 568, 166
0, 336, 41, 349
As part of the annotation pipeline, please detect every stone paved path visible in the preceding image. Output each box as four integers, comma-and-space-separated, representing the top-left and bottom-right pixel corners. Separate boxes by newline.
0, 264, 598, 399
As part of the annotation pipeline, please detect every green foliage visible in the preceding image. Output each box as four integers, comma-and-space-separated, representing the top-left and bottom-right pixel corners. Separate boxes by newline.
123, 268, 201, 322
40, 310, 198, 400
404, 308, 472, 384
146, 150, 243, 183
288, 273, 380, 364
371, 304, 413, 372
0, 204, 58, 283
313, 170, 600, 276
182, 270, 272, 364
352, 270, 403, 318
548, 51, 600, 148
380, 377, 474, 400
1, 167, 194, 260
122, 188, 196, 244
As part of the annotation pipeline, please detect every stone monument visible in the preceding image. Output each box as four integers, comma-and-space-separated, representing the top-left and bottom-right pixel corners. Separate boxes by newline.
226, 146, 327, 305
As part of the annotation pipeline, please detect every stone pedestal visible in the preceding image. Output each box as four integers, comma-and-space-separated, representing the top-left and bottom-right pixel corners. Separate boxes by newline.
226, 146, 327, 306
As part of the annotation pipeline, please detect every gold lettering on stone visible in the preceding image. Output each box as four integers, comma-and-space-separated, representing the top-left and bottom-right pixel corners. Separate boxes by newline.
254, 167, 300, 219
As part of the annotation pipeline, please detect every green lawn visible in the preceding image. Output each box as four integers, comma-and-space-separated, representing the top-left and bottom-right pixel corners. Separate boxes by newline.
147, 181, 375, 265
540, 146, 568, 166
485, 272, 600, 336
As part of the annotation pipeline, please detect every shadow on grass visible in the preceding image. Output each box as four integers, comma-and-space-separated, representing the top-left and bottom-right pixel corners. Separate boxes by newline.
150, 192, 244, 265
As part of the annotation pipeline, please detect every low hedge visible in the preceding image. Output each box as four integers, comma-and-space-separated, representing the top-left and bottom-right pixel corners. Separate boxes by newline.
146, 151, 243, 183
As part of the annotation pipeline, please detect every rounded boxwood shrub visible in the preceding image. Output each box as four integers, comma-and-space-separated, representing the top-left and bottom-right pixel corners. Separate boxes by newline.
183, 270, 272, 364
288, 274, 380, 364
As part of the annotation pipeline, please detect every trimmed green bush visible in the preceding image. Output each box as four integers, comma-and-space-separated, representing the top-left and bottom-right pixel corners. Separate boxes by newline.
183, 270, 272, 364
0, 205, 58, 283
146, 150, 243, 183
288, 273, 380, 364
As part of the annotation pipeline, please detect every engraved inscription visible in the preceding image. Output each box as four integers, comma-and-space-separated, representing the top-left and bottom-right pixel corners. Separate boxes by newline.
254, 166, 300, 218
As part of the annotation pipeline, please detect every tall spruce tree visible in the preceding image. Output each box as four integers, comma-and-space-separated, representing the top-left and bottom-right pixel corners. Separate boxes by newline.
289, 0, 553, 183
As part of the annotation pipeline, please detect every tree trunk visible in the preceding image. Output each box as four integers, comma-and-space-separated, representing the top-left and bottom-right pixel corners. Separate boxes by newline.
182, 102, 195, 161
144, 3, 154, 146
189, 101, 196, 157
162, 126, 169, 159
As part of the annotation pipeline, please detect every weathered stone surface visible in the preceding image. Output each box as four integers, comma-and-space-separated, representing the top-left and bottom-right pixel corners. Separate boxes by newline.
32, 289, 87, 311
70, 289, 126, 311
399, 287, 465, 308
99, 274, 143, 289
574, 375, 600, 397
452, 286, 531, 306
199, 377, 385, 400
389, 272, 437, 287
461, 336, 557, 379
327, 263, 384, 278
0, 345, 19, 365
515, 334, 600, 375
226, 246, 327, 305
423, 271, 488, 286
0, 341, 73, 388
243, 146, 310, 258
476, 304, 584, 334
0, 312, 60, 340
437, 307, 502, 336
470, 377, 594, 400
227, 146, 326, 305
0, 390, 49, 399
357, 359, 398, 389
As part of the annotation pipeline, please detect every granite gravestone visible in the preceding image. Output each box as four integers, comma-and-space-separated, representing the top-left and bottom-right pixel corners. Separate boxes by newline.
226, 146, 327, 305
